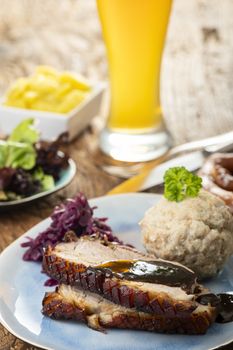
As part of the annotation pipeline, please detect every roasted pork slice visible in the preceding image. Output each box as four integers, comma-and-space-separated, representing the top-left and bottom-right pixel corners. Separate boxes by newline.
42, 284, 216, 334
43, 236, 217, 322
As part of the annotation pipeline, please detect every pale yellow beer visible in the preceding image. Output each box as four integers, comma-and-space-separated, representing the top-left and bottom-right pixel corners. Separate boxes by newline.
97, 0, 172, 132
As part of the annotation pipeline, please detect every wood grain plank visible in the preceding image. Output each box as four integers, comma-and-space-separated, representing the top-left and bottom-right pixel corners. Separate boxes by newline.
162, 0, 233, 144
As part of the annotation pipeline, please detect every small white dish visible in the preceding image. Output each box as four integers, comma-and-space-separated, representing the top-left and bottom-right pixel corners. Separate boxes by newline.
0, 193, 233, 350
0, 82, 105, 141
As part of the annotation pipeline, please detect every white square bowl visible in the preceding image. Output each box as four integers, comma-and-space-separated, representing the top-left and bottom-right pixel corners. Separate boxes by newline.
0, 82, 105, 141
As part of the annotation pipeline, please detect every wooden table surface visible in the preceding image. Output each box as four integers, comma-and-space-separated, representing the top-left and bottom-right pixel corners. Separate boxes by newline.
0, 0, 233, 349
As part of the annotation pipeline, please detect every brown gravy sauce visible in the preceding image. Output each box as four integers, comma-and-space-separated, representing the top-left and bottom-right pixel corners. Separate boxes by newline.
95, 259, 196, 292
189, 292, 233, 324
215, 293, 233, 323
96, 260, 233, 324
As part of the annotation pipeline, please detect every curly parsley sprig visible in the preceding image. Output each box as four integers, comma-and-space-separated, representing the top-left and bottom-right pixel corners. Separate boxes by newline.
164, 167, 202, 202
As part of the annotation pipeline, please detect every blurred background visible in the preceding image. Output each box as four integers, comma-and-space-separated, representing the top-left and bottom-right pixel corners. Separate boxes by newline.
0, 0, 233, 145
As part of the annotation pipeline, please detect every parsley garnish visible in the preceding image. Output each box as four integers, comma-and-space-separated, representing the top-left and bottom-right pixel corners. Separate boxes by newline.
164, 167, 202, 202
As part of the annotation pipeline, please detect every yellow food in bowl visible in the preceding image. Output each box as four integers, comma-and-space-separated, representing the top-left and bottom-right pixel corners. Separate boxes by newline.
4, 66, 91, 114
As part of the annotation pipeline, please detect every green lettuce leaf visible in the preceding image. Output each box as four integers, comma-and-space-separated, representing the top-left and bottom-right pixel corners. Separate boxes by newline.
6, 142, 36, 170
9, 118, 39, 144
0, 118, 39, 170
0, 141, 36, 170
33, 167, 55, 191
0, 142, 8, 168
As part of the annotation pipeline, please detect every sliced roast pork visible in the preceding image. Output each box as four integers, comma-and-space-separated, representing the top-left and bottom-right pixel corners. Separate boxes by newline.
43, 236, 217, 331
42, 284, 216, 334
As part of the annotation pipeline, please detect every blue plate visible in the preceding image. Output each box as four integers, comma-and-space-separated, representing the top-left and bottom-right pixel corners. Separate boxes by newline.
0, 156, 76, 209
0, 193, 233, 350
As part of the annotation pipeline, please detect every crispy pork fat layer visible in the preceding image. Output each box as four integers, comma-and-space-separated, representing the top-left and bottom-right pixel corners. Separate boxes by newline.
43, 236, 217, 329
43, 284, 216, 334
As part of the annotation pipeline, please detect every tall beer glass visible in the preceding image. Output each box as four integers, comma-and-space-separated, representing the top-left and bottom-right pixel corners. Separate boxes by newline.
97, 0, 172, 162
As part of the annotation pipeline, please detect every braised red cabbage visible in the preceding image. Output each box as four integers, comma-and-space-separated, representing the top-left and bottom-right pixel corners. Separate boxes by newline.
21, 193, 122, 262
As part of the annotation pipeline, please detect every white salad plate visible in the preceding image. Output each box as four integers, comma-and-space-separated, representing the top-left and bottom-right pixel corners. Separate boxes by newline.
0, 193, 233, 350
0, 156, 76, 209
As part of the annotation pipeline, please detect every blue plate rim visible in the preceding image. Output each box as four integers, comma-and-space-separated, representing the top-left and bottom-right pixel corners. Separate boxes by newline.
0, 192, 232, 350
0, 193, 157, 350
